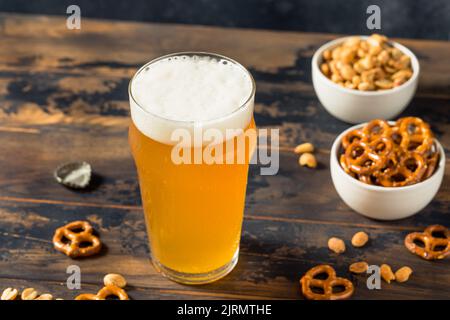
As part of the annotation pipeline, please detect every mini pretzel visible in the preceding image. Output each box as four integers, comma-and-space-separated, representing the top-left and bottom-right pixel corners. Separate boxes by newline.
345, 140, 386, 175
378, 152, 426, 187
405, 225, 449, 260
342, 129, 366, 149
339, 117, 439, 187
300, 265, 354, 300
53, 221, 102, 258
362, 119, 391, 141
75, 285, 129, 300
424, 152, 440, 179
389, 126, 409, 149
398, 117, 434, 155
75, 293, 98, 300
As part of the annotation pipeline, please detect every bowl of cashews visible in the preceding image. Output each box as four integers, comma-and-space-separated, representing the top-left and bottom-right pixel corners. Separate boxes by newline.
330, 117, 445, 220
312, 34, 419, 124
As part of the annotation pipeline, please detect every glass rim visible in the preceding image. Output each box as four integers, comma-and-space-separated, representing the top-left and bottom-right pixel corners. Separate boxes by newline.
128, 51, 256, 125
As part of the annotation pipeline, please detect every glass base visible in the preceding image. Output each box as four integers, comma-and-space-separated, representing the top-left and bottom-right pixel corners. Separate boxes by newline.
151, 249, 239, 285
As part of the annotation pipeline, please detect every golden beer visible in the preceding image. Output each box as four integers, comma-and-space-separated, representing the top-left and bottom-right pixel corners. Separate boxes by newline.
128, 53, 256, 284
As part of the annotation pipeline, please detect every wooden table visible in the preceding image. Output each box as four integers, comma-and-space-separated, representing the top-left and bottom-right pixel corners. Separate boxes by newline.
0, 13, 448, 300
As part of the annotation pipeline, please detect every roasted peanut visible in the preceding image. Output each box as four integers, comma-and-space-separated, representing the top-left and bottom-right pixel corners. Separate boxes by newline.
392, 69, 413, 81
394, 55, 411, 69
367, 33, 387, 47
320, 34, 413, 91
377, 50, 389, 64
331, 47, 342, 60
331, 73, 343, 83
390, 48, 402, 60
358, 82, 373, 91
352, 75, 361, 86
356, 48, 366, 58
35, 293, 53, 300
395, 266, 413, 283
344, 37, 361, 48
384, 65, 396, 74
344, 81, 356, 89
294, 142, 314, 154
320, 63, 330, 76
351, 231, 369, 247
349, 261, 369, 274
375, 79, 394, 90
1, 288, 18, 300
323, 49, 332, 60
328, 237, 346, 254
21, 287, 38, 300
104, 273, 127, 289
299, 153, 317, 168
380, 264, 395, 283
359, 56, 374, 70
340, 64, 355, 80
340, 48, 355, 64
393, 77, 406, 87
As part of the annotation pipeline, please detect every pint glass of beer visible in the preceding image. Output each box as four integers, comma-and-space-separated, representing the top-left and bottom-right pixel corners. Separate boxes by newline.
128, 52, 256, 284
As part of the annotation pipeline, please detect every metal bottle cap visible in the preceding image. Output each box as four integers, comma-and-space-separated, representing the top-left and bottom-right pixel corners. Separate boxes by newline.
54, 161, 92, 189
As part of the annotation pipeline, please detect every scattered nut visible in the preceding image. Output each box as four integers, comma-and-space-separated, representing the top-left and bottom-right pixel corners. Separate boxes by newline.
395, 266, 413, 283
21, 287, 39, 300
104, 273, 127, 289
349, 261, 369, 274
294, 142, 314, 154
1, 288, 18, 300
320, 34, 413, 91
328, 237, 346, 254
375, 79, 394, 90
35, 293, 53, 300
299, 153, 317, 168
380, 264, 395, 283
351, 231, 369, 247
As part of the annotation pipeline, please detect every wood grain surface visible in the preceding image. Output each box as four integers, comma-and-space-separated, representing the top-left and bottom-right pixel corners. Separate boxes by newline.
0, 13, 448, 300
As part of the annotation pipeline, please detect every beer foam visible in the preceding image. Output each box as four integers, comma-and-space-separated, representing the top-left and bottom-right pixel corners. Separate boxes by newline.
129, 54, 255, 145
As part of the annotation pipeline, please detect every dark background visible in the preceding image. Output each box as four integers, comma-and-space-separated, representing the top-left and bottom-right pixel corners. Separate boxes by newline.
0, 0, 449, 40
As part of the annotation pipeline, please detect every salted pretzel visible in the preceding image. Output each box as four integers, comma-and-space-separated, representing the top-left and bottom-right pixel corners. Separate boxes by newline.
300, 265, 354, 300
75, 285, 129, 300
362, 119, 391, 141
404, 225, 449, 260
388, 126, 409, 150
377, 152, 427, 187
53, 221, 102, 258
339, 117, 439, 187
424, 152, 439, 179
344, 139, 388, 175
342, 129, 366, 149
398, 117, 434, 155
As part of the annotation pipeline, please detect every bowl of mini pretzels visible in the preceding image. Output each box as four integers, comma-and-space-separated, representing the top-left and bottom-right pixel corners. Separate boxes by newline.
312, 34, 419, 123
330, 117, 445, 220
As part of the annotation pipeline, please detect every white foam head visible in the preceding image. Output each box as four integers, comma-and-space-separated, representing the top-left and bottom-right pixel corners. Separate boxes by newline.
129, 53, 255, 145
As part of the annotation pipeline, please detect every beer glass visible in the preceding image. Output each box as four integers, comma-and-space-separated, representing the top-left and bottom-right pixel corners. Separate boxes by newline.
128, 52, 256, 284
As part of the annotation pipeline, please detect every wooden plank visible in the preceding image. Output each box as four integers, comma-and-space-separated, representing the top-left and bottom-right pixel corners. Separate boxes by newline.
0, 117, 447, 230
0, 13, 449, 299
0, 14, 449, 98
0, 14, 447, 238
0, 201, 448, 299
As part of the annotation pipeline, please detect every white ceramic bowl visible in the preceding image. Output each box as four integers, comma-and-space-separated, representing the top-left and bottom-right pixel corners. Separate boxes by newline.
330, 123, 445, 220
312, 36, 420, 124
